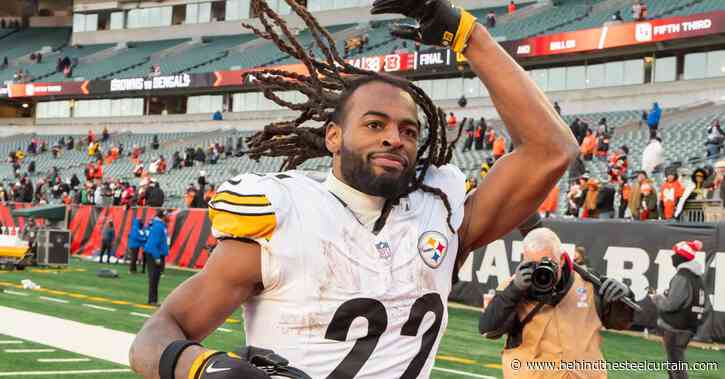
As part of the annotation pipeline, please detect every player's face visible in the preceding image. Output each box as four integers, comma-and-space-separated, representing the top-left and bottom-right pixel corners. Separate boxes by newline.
331, 82, 420, 198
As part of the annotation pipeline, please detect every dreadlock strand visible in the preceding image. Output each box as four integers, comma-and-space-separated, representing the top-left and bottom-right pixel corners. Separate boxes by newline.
419, 184, 455, 233
246, 0, 324, 94
445, 118, 466, 163
284, 0, 369, 77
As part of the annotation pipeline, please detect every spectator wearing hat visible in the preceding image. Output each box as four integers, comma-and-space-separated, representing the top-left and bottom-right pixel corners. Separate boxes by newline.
675, 168, 711, 219
127, 217, 148, 274
690, 168, 709, 199
639, 180, 659, 220
652, 240, 706, 379
144, 210, 169, 306
660, 167, 685, 220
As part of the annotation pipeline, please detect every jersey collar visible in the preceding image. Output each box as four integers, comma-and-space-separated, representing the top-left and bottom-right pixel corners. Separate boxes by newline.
324, 171, 385, 216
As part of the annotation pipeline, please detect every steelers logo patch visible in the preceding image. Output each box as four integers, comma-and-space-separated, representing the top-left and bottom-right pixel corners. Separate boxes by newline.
417, 231, 449, 269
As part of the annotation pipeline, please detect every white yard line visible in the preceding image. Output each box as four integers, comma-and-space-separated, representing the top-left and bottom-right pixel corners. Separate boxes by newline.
0, 306, 134, 365
130, 312, 150, 318
4, 290, 28, 296
82, 304, 116, 312
37, 358, 91, 363
5, 349, 55, 353
0, 369, 132, 376
39, 296, 69, 304
432, 367, 497, 379
217, 328, 233, 333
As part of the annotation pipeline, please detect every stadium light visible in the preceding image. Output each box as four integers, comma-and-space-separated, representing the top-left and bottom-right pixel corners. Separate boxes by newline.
21, 103, 29, 108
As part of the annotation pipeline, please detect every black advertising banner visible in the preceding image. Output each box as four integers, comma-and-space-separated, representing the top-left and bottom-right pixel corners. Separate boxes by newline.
450, 219, 725, 342
414, 48, 452, 71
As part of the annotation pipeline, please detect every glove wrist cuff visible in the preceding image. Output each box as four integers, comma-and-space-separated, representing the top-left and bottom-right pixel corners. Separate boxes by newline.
452, 9, 476, 53
188, 350, 221, 379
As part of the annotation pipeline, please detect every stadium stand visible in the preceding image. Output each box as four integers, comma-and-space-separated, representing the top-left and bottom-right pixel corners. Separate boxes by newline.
0, 27, 72, 82
548, 0, 722, 34
3, 100, 723, 209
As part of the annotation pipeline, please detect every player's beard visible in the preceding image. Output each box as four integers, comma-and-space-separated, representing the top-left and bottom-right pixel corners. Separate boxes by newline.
340, 143, 415, 199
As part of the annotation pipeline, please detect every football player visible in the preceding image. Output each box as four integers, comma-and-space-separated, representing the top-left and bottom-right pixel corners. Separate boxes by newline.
129, 0, 579, 378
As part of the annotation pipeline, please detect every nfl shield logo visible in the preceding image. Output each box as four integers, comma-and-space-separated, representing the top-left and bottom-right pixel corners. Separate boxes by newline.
417, 231, 449, 269
576, 287, 587, 301
375, 241, 392, 259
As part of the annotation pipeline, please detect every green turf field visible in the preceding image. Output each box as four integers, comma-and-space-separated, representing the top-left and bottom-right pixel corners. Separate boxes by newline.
0, 257, 723, 378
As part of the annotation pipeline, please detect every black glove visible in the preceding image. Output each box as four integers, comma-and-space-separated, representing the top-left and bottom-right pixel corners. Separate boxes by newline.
371, 0, 478, 53
599, 277, 630, 303
192, 347, 311, 379
512, 261, 534, 291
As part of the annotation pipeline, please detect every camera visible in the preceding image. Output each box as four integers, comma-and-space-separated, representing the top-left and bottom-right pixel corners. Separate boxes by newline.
523, 257, 560, 297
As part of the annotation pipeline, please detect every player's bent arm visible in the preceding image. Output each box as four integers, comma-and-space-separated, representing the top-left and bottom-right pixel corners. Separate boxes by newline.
129, 239, 263, 379
457, 24, 579, 255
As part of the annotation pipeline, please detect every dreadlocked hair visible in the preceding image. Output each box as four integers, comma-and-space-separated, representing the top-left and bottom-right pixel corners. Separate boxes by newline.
242, 0, 465, 233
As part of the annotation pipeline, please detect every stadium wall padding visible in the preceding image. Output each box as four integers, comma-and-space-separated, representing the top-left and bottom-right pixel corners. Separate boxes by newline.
450, 219, 725, 342
66, 205, 215, 269
2, 204, 724, 341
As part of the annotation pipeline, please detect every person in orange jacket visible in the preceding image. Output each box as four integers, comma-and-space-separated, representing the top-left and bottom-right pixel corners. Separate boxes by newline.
538, 185, 560, 218
659, 167, 685, 220
447, 112, 457, 129
580, 129, 596, 160
493, 135, 506, 160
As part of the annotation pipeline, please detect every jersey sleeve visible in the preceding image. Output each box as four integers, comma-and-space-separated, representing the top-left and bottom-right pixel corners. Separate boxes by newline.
208, 173, 289, 243
423, 164, 468, 231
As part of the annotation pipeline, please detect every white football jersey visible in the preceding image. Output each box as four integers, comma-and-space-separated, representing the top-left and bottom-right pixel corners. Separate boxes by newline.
208, 164, 468, 378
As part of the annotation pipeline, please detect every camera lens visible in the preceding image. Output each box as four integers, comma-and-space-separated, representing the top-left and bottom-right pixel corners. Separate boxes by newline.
533, 269, 553, 287
531, 264, 557, 293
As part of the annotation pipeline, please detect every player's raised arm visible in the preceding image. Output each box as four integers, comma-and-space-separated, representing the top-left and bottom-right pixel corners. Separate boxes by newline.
372, 0, 579, 254
457, 24, 578, 251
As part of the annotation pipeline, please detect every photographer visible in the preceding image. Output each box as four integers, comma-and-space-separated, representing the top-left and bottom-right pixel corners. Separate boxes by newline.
652, 240, 706, 379
479, 228, 634, 378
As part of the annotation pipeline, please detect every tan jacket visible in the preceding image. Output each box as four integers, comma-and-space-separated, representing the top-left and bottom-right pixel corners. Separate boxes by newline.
500, 273, 607, 379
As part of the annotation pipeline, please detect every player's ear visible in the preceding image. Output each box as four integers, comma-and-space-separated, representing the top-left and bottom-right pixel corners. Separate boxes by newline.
325, 122, 342, 155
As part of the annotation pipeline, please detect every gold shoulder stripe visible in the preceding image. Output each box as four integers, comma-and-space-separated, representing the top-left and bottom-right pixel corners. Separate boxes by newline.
212, 191, 271, 206
209, 208, 277, 240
